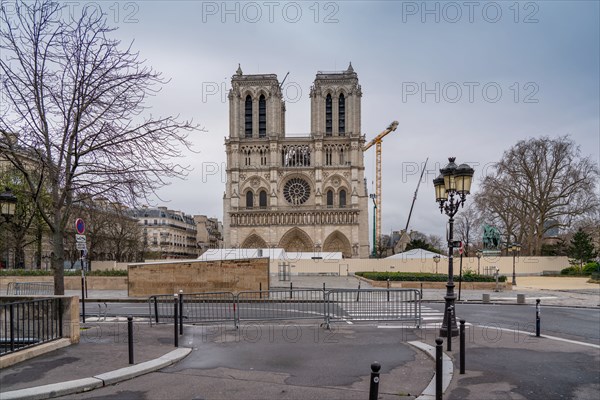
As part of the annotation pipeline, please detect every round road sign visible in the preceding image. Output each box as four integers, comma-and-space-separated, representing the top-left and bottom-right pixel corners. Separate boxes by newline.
75, 218, 85, 234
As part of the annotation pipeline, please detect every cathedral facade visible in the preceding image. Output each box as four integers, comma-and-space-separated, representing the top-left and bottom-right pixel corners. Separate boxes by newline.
222, 64, 370, 258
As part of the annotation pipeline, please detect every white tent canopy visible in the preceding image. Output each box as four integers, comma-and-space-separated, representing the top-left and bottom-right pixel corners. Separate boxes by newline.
386, 248, 447, 260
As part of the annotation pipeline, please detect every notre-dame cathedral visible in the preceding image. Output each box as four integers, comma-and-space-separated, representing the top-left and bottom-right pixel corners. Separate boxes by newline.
222, 63, 370, 258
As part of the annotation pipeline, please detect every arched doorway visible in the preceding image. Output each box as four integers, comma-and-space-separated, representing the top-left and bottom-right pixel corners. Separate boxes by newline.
278, 227, 313, 252
241, 234, 267, 249
323, 230, 352, 258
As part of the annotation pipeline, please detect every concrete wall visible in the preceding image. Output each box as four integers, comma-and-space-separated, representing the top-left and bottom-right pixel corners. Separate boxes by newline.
128, 258, 270, 297
270, 256, 570, 277
90, 261, 129, 271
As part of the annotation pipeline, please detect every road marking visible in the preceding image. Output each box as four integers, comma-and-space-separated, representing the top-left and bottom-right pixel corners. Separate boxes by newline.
477, 325, 600, 349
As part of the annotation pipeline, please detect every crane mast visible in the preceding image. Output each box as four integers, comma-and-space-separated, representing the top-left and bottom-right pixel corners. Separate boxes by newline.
363, 121, 399, 256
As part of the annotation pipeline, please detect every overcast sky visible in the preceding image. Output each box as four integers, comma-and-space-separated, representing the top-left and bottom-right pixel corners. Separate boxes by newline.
93, 0, 599, 241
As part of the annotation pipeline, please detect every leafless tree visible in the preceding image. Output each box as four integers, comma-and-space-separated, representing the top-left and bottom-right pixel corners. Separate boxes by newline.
474, 136, 599, 255
0, 1, 200, 293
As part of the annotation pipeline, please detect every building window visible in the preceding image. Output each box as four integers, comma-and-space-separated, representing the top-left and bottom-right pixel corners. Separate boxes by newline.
325, 94, 332, 136
259, 190, 267, 208
339, 148, 345, 165
282, 145, 310, 167
245, 149, 251, 166
325, 147, 332, 166
339, 189, 347, 208
338, 94, 345, 135
246, 191, 254, 209
260, 149, 267, 166
259, 95, 266, 138
326, 190, 334, 208
245, 95, 252, 138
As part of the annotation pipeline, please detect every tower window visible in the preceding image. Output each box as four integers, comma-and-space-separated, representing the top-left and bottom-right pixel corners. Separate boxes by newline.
325, 147, 332, 166
245, 95, 252, 138
260, 149, 267, 166
246, 191, 254, 209
325, 94, 332, 136
259, 190, 267, 208
338, 94, 345, 135
326, 190, 334, 208
259, 95, 266, 138
245, 149, 251, 166
339, 148, 345, 165
339, 189, 347, 208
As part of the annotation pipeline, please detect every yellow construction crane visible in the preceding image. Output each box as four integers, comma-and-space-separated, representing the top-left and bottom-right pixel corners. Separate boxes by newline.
363, 121, 399, 256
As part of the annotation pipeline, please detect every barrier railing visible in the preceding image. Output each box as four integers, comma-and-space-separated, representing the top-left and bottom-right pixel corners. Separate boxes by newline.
6, 282, 54, 295
325, 289, 421, 328
0, 298, 63, 355
148, 288, 420, 329
236, 289, 326, 327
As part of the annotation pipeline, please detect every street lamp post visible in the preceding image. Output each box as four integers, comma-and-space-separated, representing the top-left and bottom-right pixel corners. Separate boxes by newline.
476, 250, 482, 275
0, 188, 18, 269
509, 243, 521, 286
433, 158, 474, 337
433, 254, 441, 274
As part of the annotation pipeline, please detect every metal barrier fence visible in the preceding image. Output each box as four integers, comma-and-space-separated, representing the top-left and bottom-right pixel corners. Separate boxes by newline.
6, 282, 54, 295
149, 288, 421, 328
325, 289, 421, 328
237, 289, 326, 326
0, 298, 63, 355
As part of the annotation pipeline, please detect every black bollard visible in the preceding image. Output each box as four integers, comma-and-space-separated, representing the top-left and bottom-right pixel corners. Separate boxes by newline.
435, 338, 443, 400
179, 290, 183, 335
259, 282, 262, 299
173, 294, 179, 347
290, 282, 293, 299
447, 306, 453, 351
127, 316, 134, 364
459, 319, 465, 374
536, 299, 541, 337
81, 270, 86, 323
153, 296, 159, 324
369, 362, 381, 400
357, 281, 361, 302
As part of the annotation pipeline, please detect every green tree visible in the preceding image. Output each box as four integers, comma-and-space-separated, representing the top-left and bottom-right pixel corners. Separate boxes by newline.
568, 229, 598, 270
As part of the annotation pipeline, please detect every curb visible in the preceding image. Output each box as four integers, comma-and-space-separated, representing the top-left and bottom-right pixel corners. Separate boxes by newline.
408, 341, 453, 400
1, 348, 192, 400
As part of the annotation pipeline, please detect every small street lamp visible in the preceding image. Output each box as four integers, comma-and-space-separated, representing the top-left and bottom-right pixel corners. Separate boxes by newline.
0, 188, 18, 269
433, 157, 474, 337
509, 243, 521, 286
476, 250, 482, 275
433, 254, 441, 274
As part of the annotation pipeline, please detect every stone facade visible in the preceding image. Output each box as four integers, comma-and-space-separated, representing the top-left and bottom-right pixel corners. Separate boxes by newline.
223, 64, 370, 258
195, 215, 224, 253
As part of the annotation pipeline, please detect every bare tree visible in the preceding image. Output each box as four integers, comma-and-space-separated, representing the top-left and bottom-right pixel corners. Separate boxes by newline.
454, 203, 480, 257
474, 136, 599, 255
0, 1, 200, 293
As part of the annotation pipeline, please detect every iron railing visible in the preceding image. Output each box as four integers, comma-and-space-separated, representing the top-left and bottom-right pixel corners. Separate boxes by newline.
148, 288, 421, 329
0, 298, 63, 355
6, 282, 54, 295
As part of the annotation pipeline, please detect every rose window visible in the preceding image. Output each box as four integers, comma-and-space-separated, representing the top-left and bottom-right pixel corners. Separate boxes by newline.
283, 178, 311, 205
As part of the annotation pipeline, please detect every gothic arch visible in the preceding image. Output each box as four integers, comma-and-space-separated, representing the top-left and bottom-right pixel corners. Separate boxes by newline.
278, 227, 313, 253
241, 233, 268, 249
323, 230, 352, 258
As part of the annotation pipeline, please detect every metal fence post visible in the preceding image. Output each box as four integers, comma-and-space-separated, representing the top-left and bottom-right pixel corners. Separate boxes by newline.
447, 306, 453, 351
58, 298, 63, 338
369, 362, 381, 400
153, 296, 159, 324
173, 294, 178, 347
435, 337, 443, 400
290, 282, 293, 299
259, 282, 262, 299
387, 279, 390, 302
460, 319, 465, 374
356, 281, 361, 302
9, 303, 15, 352
179, 290, 184, 335
81, 270, 86, 323
536, 299, 541, 337
128, 316, 134, 364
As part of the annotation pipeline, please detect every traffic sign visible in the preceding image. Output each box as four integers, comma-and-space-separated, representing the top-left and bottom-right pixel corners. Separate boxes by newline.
459, 242, 464, 255
76, 242, 87, 251
75, 218, 85, 234
75, 234, 86, 243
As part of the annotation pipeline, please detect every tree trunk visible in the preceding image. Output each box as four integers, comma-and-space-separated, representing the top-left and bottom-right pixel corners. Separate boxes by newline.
52, 225, 65, 295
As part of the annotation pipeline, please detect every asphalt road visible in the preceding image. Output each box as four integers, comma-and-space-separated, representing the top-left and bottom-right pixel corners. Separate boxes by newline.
427, 303, 600, 344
